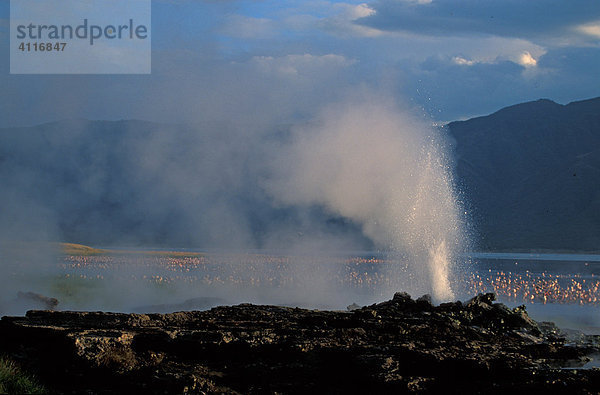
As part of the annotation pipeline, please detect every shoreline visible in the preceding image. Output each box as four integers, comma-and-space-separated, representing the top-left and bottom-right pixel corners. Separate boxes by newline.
1, 292, 598, 393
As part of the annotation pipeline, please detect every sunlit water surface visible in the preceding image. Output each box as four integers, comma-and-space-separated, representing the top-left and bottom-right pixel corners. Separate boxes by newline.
5, 250, 600, 334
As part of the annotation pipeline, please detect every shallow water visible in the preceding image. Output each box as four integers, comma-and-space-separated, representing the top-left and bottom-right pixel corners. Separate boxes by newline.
4, 250, 600, 332
468, 252, 600, 334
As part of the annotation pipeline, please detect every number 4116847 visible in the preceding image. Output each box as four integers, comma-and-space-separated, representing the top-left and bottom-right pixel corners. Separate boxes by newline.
18, 42, 67, 52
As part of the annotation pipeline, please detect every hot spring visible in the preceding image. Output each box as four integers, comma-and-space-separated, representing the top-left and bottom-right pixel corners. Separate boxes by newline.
266, 95, 469, 303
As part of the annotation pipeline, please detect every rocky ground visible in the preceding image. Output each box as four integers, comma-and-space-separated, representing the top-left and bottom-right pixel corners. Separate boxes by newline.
1, 292, 599, 394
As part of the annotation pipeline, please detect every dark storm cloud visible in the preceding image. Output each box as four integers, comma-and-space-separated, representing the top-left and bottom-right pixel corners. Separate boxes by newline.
357, 0, 600, 40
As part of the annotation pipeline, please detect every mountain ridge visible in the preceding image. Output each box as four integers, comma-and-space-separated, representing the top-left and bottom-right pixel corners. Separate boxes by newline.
1, 97, 599, 251
448, 96, 600, 251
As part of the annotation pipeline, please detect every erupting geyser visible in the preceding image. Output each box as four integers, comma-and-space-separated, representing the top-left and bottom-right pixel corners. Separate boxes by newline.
267, 95, 468, 302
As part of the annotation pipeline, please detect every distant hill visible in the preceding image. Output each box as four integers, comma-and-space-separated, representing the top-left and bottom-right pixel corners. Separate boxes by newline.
0, 119, 370, 250
1, 97, 599, 252
448, 97, 600, 251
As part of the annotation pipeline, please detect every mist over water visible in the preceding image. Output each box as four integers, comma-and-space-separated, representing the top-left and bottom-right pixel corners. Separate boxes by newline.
0, 93, 471, 314
266, 95, 469, 302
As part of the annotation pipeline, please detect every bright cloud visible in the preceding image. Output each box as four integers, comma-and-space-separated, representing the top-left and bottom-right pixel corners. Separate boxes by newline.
518, 51, 537, 67
452, 49, 539, 68
321, 2, 386, 37
576, 22, 600, 38
347, 3, 376, 19
452, 56, 475, 66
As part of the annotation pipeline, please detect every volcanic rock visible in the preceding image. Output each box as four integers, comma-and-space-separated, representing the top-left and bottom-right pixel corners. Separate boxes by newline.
133, 296, 228, 313
0, 293, 599, 394
16, 291, 59, 310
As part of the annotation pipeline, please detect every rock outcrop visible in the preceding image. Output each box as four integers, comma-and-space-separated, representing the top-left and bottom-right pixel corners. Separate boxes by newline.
1, 292, 599, 393
16, 291, 59, 311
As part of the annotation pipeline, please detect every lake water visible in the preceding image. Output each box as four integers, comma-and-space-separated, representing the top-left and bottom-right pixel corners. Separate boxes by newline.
56, 250, 600, 333
466, 252, 600, 334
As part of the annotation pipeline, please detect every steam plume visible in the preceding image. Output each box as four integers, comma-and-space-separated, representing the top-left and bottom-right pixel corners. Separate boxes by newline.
266, 94, 467, 301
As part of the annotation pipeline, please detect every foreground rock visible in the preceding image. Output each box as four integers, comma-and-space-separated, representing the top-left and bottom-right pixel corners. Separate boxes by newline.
132, 296, 228, 314
1, 292, 599, 394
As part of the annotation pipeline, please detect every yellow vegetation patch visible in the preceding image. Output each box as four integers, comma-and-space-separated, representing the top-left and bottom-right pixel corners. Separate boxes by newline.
60, 243, 205, 258
60, 243, 106, 256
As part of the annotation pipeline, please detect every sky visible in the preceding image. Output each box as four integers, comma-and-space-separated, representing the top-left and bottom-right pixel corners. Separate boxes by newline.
0, 0, 599, 127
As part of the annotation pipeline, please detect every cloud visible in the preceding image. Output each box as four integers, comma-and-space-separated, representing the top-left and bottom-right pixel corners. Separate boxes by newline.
452, 56, 475, 66
317, 2, 387, 38
575, 21, 600, 39
0, 44, 359, 128
449, 52, 541, 71
409, 55, 542, 119
213, 1, 385, 41
346, 3, 376, 19
357, 0, 600, 43
400, 44, 600, 121
427, 37, 545, 69
518, 51, 537, 67
219, 14, 277, 39
249, 53, 355, 76
0, 0, 597, 128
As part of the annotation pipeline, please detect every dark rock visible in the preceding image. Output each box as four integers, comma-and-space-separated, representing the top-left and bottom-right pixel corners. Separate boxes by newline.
16, 291, 59, 310
416, 294, 433, 309
466, 292, 496, 307
0, 292, 598, 394
392, 291, 412, 303
346, 303, 360, 311
133, 296, 228, 313
508, 305, 540, 334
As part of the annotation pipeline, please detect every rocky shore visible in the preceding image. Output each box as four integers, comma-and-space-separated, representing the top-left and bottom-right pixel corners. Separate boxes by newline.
1, 293, 599, 394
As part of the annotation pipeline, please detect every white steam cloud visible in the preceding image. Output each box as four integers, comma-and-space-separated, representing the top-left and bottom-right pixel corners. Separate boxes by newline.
0, 91, 469, 314
266, 94, 467, 301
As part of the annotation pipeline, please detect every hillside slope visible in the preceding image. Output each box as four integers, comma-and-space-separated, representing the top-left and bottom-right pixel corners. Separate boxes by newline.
1, 97, 599, 251
448, 97, 600, 251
